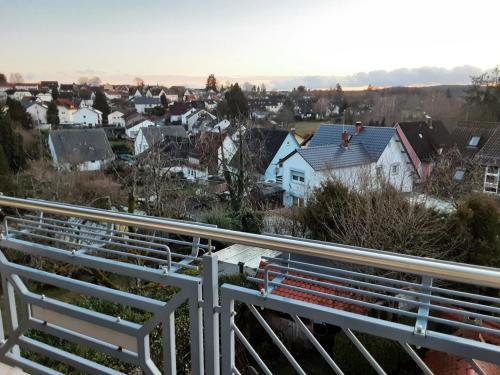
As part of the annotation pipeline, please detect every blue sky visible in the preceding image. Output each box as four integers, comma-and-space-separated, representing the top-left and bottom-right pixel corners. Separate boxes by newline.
1, 0, 499, 87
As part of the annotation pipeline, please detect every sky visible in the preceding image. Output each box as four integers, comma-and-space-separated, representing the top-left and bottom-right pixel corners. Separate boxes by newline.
1, 0, 499, 88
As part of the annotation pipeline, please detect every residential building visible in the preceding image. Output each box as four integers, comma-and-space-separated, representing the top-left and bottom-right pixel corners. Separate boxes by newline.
280, 123, 413, 207
48, 128, 114, 171
126, 119, 156, 139
36, 92, 53, 102
395, 119, 450, 181
134, 125, 188, 155
55, 99, 76, 124
24, 102, 48, 125
451, 121, 500, 195
108, 110, 126, 127
186, 109, 217, 132
169, 102, 195, 125
134, 97, 161, 114
228, 128, 300, 182
72, 107, 102, 127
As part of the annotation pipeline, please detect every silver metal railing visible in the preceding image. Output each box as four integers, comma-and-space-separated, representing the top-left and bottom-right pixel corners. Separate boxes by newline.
1, 195, 500, 288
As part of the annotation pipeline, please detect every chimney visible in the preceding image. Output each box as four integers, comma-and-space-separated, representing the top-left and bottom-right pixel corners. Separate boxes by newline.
341, 130, 349, 148
355, 121, 363, 135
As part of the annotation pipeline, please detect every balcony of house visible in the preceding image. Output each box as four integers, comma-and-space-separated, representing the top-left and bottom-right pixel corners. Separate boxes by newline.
0, 195, 499, 374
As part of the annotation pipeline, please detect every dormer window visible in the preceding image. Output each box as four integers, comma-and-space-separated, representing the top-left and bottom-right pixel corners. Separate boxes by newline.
468, 136, 480, 147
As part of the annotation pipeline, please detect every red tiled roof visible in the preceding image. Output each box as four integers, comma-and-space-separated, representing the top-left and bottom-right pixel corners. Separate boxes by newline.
256, 261, 367, 314
55, 99, 75, 109
424, 349, 500, 375
438, 310, 500, 346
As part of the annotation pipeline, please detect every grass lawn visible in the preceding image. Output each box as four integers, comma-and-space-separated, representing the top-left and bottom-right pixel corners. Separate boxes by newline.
288, 121, 324, 136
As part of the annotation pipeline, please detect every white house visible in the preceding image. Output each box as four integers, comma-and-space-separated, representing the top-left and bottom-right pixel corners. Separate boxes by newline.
186, 109, 217, 132
280, 123, 414, 207
10, 91, 32, 101
169, 103, 196, 125
265, 101, 283, 113
126, 119, 156, 139
163, 90, 178, 102
48, 128, 114, 171
134, 125, 188, 155
55, 100, 76, 124
72, 107, 103, 127
108, 111, 126, 127
25, 102, 48, 125
134, 97, 161, 114
105, 91, 122, 100
36, 92, 52, 102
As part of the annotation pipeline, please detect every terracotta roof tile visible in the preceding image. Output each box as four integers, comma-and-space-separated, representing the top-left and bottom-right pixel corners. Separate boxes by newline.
256, 261, 368, 314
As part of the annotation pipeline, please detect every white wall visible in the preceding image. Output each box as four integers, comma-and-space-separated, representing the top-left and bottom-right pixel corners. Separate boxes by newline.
134, 129, 150, 155
73, 108, 101, 127
127, 120, 155, 140
57, 106, 75, 124
26, 103, 47, 125
264, 132, 299, 181
108, 111, 125, 127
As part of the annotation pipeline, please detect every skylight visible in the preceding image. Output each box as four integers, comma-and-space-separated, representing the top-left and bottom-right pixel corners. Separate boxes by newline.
453, 169, 465, 181
468, 136, 480, 147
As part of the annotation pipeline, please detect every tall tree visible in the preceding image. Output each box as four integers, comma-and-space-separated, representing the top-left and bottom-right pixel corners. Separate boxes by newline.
206, 74, 218, 92
0, 73, 7, 84
0, 112, 26, 172
93, 89, 110, 124
133, 77, 145, 86
51, 86, 59, 101
221, 83, 249, 119
47, 101, 60, 126
465, 65, 500, 121
160, 93, 168, 108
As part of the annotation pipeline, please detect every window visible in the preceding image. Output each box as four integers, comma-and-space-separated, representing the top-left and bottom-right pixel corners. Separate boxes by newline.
292, 196, 305, 207
453, 169, 465, 181
487, 166, 499, 175
376, 166, 383, 177
291, 170, 305, 183
468, 136, 480, 147
390, 163, 400, 175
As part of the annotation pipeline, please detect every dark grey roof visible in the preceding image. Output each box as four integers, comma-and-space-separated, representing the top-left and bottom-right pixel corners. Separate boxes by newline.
296, 144, 372, 171
141, 126, 188, 148
475, 128, 500, 166
309, 124, 395, 160
398, 121, 450, 162
50, 129, 114, 165
451, 122, 498, 158
134, 97, 161, 105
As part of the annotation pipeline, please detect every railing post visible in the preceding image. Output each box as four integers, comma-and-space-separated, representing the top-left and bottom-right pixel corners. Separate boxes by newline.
203, 253, 220, 375
414, 276, 432, 336
221, 289, 235, 375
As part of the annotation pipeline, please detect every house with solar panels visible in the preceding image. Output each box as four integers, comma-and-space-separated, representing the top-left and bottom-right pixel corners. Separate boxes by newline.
279, 122, 414, 207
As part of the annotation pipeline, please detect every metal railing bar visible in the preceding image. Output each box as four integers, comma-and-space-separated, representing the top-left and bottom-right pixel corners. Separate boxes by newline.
10, 223, 173, 261
19, 335, 124, 375
2, 196, 500, 288
262, 255, 500, 304
263, 256, 500, 307
9, 217, 180, 257
0, 238, 200, 289
292, 315, 344, 375
400, 342, 433, 375
232, 366, 242, 375
250, 276, 500, 338
22, 214, 209, 250
7, 229, 197, 271
247, 276, 419, 320
342, 328, 386, 375
0, 260, 165, 313
261, 269, 500, 322
27, 318, 139, 365
3, 352, 63, 375
232, 323, 273, 375
246, 304, 306, 375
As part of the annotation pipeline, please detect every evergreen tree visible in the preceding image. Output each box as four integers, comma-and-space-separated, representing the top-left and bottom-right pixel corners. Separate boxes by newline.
206, 74, 218, 92
0, 113, 26, 171
93, 89, 110, 124
51, 86, 59, 101
221, 83, 249, 119
160, 93, 168, 108
47, 101, 60, 126
0, 73, 6, 84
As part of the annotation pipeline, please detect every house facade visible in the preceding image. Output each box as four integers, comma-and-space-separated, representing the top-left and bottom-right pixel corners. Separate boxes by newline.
48, 128, 114, 171
126, 119, 156, 139
72, 107, 102, 126
280, 123, 414, 207
108, 111, 126, 127
25, 102, 48, 125
134, 97, 161, 114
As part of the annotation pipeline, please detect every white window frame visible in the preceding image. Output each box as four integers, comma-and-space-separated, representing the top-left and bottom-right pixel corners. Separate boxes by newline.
291, 170, 305, 184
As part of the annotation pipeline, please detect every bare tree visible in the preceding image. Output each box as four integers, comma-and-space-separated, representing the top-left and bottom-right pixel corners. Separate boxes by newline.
133, 77, 145, 87
9, 73, 24, 83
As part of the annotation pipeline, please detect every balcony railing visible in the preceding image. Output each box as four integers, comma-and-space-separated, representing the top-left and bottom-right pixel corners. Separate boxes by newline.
0, 195, 499, 374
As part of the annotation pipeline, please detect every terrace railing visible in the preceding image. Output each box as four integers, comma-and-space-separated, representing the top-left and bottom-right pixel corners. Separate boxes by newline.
0, 195, 499, 374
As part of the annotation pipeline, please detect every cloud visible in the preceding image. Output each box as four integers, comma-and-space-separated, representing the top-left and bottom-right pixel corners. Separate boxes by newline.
268, 65, 484, 90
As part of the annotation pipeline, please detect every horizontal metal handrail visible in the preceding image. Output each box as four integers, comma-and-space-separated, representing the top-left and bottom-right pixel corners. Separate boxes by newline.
1, 195, 500, 288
